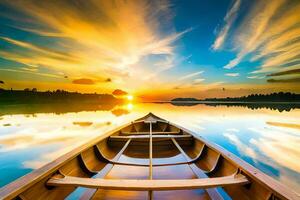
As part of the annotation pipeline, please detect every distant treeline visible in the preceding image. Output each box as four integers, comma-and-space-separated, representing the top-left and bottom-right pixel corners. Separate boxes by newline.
204, 102, 300, 112
172, 92, 300, 102
170, 92, 300, 112
0, 103, 117, 116
204, 92, 300, 102
171, 98, 199, 102
0, 88, 122, 104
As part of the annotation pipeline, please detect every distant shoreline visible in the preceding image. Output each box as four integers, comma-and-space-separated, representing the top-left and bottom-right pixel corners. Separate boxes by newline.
148, 101, 300, 104
0, 89, 123, 105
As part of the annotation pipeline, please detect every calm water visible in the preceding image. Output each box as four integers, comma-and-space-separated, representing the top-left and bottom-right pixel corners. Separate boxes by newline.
0, 102, 299, 194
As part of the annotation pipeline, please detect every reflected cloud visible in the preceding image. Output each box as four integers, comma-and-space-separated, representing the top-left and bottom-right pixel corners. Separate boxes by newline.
111, 108, 130, 117
225, 128, 239, 132
0, 132, 74, 152
73, 121, 93, 127
94, 121, 111, 128
249, 127, 300, 173
267, 121, 300, 130
223, 132, 257, 159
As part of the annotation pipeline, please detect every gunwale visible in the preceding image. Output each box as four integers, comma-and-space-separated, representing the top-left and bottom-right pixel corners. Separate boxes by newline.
0, 113, 299, 200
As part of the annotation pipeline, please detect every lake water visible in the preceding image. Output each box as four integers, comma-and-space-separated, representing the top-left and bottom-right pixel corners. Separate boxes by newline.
0, 102, 299, 194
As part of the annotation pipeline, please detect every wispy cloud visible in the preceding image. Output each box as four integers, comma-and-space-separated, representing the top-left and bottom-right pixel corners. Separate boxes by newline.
225, 73, 239, 77
267, 78, 300, 83
217, 0, 300, 78
0, 68, 62, 78
212, 0, 241, 50
179, 70, 204, 80
144, 54, 192, 81
247, 75, 265, 79
267, 69, 300, 77
193, 78, 205, 85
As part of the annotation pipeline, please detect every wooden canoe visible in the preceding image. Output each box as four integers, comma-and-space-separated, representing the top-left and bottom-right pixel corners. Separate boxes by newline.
0, 113, 299, 200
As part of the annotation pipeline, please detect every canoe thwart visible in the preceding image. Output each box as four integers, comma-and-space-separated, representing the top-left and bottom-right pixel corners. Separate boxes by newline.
47, 174, 250, 191
120, 131, 181, 135
109, 134, 192, 139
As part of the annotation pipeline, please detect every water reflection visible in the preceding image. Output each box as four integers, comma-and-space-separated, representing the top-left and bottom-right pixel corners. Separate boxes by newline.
0, 102, 299, 194
171, 101, 300, 112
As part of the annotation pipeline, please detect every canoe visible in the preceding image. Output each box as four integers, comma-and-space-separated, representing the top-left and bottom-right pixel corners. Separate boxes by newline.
0, 113, 299, 200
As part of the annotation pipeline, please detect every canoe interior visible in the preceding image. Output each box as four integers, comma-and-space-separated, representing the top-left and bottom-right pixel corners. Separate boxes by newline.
0, 113, 297, 200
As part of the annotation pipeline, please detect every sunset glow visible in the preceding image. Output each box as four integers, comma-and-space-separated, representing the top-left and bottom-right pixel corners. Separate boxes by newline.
0, 0, 299, 100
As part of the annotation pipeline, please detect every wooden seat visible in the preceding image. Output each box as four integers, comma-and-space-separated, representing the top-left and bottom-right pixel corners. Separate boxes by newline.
109, 134, 192, 140
120, 131, 180, 135
47, 174, 249, 190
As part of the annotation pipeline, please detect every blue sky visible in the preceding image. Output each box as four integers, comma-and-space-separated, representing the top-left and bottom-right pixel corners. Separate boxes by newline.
0, 0, 299, 99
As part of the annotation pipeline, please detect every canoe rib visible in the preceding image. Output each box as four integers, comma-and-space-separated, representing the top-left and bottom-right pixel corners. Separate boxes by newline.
171, 138, 226, 200
78, 153, 98, 176
47, 174, 249, 190
77, 139, 132, 199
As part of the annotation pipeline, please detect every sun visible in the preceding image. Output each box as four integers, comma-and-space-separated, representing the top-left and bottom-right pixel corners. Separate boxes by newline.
127, 103, 133, 110
127, 95, 133, 101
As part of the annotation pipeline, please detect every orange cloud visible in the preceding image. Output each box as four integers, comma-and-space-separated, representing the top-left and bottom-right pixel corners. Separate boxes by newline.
112, 89, 128, 96
72, 78, 95, 85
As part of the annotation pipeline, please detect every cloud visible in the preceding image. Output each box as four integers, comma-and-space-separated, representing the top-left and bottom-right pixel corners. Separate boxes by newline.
0, 0, 188, 88
0, 68, 62, 78
72, 78, 95, 85
225, 73, 239, 77
223, 132, 257, 159
220, 0, 300, 74
266, 122, 300, 130
226, 128, 239, 132
193, 78, 205, 85
144, 54, 192, 81
247, 75, 265, 79
249, 127, 300, 173
267, 68, 300, 77
73, 121, 93, 127
267, 78, 300, 83
212, 0, 241, 50
0, 36, 76, 62
0, 80, 4, 84
111, 108, 130, 117
112, 89, 128, 96
179, 70, 204, 80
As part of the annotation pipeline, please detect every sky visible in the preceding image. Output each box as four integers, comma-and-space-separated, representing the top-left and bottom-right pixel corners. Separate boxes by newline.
0, 0, 300, 100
